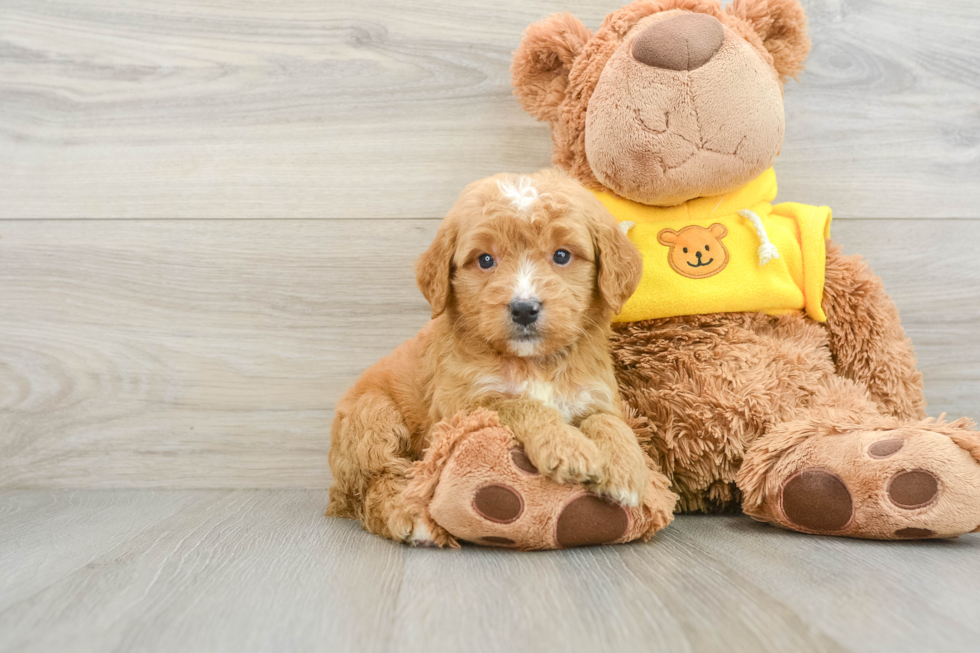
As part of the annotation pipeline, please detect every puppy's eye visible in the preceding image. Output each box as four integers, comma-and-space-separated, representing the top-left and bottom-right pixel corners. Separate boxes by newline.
683, 247, 688, 254
705, 245, 710, 251
553, 249, 571, 266
477, 253, 495, 269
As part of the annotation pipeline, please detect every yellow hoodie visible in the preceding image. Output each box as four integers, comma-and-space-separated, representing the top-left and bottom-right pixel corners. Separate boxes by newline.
591, 168, 832, 323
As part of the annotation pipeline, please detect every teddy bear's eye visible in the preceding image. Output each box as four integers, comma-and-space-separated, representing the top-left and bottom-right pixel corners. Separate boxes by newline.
705, 245, 710, 251
683, 247, 688, 254
478, 253, 495, 269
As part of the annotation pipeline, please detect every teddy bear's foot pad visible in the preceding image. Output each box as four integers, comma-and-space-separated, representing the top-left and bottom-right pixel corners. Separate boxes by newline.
405, 410, 675, 550
468, 491, 631, 549
761, 425, 980, 540
432, 434, 638, 549
780, 468, 853, 532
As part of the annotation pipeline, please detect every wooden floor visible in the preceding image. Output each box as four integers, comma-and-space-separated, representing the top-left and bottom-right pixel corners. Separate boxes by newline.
1, 489, 978, 653
2, 0, 980, 650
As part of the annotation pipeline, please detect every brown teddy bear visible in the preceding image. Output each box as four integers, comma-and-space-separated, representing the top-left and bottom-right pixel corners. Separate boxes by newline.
505, 0, 980, 540
392, 0, 980, 549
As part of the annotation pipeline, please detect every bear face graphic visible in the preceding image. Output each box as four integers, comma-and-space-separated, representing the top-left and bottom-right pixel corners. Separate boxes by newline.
657, 224, 729, 279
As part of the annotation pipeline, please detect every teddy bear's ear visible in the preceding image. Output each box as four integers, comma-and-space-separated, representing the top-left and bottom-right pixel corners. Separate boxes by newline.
657, 229, 679, 246
726, 0, 812, 81
511, 13, 592, 122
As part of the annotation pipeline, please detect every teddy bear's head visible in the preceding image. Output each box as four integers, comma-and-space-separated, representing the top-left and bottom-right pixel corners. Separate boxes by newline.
512, 0, 810, 207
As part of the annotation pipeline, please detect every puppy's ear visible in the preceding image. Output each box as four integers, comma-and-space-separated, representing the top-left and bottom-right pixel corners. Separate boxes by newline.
416, 216, 458, 317
727, 0, 811, 81
511, 13, 591, 122
589, 204, 643, 315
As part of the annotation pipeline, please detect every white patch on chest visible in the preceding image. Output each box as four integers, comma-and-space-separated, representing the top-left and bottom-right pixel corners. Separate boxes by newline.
475, 376, 607, 423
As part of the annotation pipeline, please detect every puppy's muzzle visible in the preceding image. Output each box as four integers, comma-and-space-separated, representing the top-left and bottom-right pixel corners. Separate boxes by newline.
509, 299, 542, 327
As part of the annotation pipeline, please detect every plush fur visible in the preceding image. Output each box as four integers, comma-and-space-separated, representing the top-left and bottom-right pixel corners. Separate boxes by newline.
508, 0, 980, 540
328, 170, 667, 545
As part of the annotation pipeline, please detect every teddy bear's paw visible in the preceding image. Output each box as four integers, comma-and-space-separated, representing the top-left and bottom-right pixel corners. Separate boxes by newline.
424, 423, 667, 549
758, 426, 980, 540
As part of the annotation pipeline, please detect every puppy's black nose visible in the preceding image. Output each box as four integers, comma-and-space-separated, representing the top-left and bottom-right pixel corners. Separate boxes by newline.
510, 299, 541, 326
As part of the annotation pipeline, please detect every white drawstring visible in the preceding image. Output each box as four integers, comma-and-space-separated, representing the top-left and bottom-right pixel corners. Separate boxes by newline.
619, 220, 636, 235
738, 209, 780, 266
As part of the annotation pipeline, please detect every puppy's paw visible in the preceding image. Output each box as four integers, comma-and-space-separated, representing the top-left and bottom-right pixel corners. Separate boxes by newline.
594, 465, 648, 507
383, 507, 417, 543
407, 520, 439, 548
592, 440, 649, 508
379, 501, 431, 545
523, 425, 606, 486
389, 511, 441, 548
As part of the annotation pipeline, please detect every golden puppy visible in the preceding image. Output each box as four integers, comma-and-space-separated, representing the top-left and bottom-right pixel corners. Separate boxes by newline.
327, 169, 645, 544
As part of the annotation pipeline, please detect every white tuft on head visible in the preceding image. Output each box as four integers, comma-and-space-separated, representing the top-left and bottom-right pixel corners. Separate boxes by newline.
497, 176, 539, 215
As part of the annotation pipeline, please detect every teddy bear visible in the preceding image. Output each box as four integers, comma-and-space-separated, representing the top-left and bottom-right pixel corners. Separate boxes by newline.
388, 0, 980, 549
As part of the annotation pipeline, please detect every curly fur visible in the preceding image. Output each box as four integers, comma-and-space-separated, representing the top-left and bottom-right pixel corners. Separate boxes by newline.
329, 170, 651, 544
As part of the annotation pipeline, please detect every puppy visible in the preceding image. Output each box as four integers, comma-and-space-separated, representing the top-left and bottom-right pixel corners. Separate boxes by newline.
327, 169, 646, 544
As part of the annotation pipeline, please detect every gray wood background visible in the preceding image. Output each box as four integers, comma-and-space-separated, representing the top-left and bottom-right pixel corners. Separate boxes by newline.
1, 0, 978, 489
3, 3, 980, 652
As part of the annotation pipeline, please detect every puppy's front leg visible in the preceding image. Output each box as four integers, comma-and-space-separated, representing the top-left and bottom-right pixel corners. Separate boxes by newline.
579, 413, 649, 507
486, 398, 605, 485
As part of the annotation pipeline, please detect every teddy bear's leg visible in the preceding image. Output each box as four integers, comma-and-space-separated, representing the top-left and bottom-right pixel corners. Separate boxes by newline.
738, 377, 980, 539
406, 410, 676, 550
822, 239, 927, 420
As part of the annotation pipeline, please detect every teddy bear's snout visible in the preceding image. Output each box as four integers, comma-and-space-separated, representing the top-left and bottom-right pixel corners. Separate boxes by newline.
631, 12, 725, 72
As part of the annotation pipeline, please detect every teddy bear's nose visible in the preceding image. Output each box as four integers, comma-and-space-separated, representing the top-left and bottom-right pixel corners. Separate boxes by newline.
631, 12, 725, 71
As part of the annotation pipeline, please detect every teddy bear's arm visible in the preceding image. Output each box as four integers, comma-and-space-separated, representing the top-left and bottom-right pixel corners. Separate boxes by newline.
821, 238, 927, 420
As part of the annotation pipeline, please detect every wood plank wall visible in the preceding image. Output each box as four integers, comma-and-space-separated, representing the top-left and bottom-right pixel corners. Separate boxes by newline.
1, 0, 978, 488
